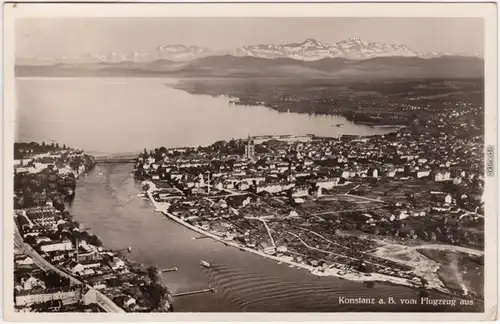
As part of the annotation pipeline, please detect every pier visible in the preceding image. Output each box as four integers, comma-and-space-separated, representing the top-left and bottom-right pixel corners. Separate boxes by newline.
173, 287, 216, 297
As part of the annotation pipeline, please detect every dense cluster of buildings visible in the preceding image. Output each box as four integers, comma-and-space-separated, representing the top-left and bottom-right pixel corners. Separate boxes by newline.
136, 121, 484, 297
13, 145, 172, 313
14, 245, 102, 313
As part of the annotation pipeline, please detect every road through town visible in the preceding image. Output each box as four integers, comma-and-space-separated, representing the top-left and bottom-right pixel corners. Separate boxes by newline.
14, 221, 125, 313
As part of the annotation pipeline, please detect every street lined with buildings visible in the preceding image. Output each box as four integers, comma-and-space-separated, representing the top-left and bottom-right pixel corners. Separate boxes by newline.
13, 144, 172, 313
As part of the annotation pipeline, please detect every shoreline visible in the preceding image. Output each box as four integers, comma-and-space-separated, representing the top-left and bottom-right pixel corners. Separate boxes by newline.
167, 82, 407, 129
142, 181, 456, 295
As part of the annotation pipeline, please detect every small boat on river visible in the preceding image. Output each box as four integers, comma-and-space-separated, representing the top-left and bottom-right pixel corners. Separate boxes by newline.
200, 260, 211, 268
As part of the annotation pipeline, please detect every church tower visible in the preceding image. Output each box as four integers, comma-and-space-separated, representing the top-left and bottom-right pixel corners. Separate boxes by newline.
245, 135, 255, 161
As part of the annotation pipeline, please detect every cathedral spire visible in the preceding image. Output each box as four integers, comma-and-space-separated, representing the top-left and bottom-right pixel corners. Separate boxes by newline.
245, 135, 255, 160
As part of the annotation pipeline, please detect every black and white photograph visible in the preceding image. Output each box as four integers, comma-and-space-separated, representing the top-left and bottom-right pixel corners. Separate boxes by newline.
3, 2, 498, 321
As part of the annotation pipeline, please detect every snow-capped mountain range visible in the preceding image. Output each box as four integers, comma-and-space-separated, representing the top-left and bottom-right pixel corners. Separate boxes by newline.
235, 37, 458, 61
18, 37, 481, 65
19, 45, 215, 65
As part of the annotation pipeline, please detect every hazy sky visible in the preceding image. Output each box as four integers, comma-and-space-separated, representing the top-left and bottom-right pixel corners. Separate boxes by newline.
16, 17, 484, 57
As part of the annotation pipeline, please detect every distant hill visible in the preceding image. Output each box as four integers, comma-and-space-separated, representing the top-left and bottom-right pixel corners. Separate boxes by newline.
180, 55, 484, 79
16, 55, 484, 80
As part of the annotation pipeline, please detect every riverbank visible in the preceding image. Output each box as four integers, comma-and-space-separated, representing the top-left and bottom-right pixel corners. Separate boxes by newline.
13, 145, 173, 312
142, 181, 453, 296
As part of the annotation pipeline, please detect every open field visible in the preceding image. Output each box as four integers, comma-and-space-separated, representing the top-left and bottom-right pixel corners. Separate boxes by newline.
352, 179, 445, 204
417, 249, 484, 298
373, 244, 443, 290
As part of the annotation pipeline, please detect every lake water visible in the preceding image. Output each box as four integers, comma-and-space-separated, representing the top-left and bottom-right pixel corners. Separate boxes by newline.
15, 77, 393, 155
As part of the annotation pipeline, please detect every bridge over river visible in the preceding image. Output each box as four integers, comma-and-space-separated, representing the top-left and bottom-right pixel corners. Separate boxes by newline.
93, 153, 138, 164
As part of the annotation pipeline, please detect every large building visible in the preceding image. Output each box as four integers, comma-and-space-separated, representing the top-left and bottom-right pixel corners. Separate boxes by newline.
39, 240, 73, 253
15, 287, 82, 307
244, 135, 255, 161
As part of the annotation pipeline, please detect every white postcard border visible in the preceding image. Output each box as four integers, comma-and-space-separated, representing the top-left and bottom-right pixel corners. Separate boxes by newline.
2, 2, 498, 322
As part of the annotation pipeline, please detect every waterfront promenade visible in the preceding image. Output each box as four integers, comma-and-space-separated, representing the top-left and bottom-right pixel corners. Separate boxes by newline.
143, 181, 446, 293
